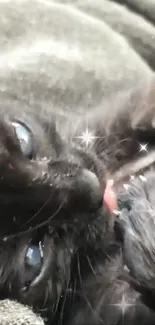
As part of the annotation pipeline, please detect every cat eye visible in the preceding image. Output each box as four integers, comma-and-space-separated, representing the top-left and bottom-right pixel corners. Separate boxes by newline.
12, 121, 34, 158
25, 243, 43, 283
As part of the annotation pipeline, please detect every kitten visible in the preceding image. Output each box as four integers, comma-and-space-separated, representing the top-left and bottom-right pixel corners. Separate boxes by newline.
0, 86, 155, 325
0, 1, 155, 325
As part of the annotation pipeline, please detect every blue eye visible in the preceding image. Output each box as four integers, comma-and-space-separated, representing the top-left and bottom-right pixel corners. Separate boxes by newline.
26, 244, 43, 268
25, 244, 43, 283
12, 121, 33, 158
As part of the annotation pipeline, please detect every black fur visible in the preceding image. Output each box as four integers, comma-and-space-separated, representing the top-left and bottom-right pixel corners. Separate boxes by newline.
1, 1, 155, 324
116, 170, 155, 313
0, 93, 155, 325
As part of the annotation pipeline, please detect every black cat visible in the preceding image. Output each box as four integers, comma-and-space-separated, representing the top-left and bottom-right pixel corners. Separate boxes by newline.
0, 91, 155, 325
1, 1, 155, 324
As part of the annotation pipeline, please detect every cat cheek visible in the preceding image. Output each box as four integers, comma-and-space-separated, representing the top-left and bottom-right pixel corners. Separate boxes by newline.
103, 179, 117, 213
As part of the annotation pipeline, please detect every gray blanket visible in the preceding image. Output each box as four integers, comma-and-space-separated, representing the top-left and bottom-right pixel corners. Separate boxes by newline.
0, 0, 155, 324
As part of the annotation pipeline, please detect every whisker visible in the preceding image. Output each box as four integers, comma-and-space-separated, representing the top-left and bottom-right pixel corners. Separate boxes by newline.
77, 254, 106, 324
77, 254, 100, 319
59, 279, 70, 325
21, 194, 53, 228
0, 197, 67, 240
53, 291, 61, 316
87, 255, 96, 276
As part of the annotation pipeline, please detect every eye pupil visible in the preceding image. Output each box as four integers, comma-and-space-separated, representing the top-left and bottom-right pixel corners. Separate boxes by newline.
25, 244, 42, 283
26, 245, 42, 267
12, 121, 33, 158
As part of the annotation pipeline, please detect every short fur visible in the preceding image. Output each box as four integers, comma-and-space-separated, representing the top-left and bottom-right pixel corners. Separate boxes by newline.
0, 1, 155, 325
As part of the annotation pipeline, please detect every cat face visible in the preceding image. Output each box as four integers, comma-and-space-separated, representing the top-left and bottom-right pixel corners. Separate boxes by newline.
0, 115, 106, 311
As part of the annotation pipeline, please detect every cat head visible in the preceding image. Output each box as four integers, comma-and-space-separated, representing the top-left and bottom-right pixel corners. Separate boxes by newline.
0, 115, 108, 313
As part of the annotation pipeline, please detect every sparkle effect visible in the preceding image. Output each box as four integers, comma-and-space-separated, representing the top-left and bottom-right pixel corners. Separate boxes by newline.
75, 128, 96, 147
139, 143, 148, 153
130, 175, 135, 181
109, 291, 136, 324
72, 123, 103, 148
73, 121, 154, 228
124, 174, 147, 191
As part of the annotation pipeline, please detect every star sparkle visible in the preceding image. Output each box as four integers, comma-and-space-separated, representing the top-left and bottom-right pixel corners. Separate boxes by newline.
123, 174, 147, 193
109, 292, 136, 324
112, 294, 133, 314
72, 126, 103, 148
130, 175, 135, 181
138, 143, 148, 153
